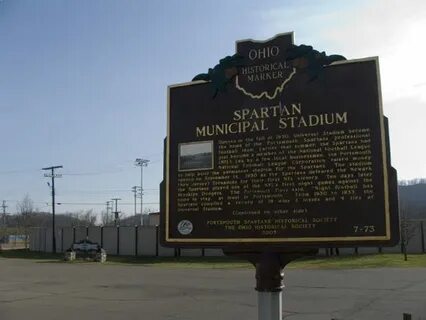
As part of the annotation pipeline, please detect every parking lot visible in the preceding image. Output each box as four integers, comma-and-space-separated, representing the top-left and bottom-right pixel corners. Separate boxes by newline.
0, 257, 425, 320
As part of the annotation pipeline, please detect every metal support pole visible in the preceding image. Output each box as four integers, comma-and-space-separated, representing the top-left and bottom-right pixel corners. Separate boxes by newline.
223, 249, 317, 320
1, 200, 7, 227
134, 187, 137, 219
111, 198, 121, 227
141, 164, 143, 221
254, 252, 284, 320
51, 169, 56, 253
258, 292, 282, 320
135, 158, 149, 225
42, 165, 62, 254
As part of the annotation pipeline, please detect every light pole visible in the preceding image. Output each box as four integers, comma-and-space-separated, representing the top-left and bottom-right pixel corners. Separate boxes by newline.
42, 165, 63, 254
104, 201, 112, 225
1, 200, 7, 227
135, 158, 149, 225
111, 198, 121, 226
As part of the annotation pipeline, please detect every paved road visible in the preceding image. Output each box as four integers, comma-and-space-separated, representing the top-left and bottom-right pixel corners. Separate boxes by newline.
0, 258, 425, 320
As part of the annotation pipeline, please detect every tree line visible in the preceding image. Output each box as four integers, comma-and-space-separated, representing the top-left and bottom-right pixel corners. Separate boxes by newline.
0, 194, 114, 244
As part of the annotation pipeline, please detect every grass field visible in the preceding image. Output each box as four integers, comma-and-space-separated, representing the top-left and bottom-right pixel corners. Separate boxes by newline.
1, 249, 426, 269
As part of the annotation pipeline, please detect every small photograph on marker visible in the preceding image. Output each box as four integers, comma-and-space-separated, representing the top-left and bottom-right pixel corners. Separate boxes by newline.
179, 141, 213, 171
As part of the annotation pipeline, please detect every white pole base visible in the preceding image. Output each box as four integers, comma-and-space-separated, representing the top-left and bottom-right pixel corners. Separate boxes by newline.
258, 291, 282, 320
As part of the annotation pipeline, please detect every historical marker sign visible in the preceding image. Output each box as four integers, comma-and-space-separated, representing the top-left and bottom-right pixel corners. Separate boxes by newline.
162, 32, 399, 248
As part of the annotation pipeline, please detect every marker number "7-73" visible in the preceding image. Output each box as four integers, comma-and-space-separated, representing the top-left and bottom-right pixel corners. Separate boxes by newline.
353, 225, 376, 233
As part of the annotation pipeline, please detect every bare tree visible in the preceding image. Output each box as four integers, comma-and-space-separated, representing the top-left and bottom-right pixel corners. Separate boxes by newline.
78, 209, 97, 226
399, 178, 426, 186
16, 194, 35, 247
400, 201, 418, 261
101, 209, 114, 226
66, 210, 97, 226
143, 207, 156, 214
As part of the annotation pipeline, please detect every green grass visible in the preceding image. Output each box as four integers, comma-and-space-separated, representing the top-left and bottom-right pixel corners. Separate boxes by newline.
105, 255, 251, 268
0, 249, 61, 260
288, 253, 426, 269
0, 249, 250, 268
1, 249, 426, 269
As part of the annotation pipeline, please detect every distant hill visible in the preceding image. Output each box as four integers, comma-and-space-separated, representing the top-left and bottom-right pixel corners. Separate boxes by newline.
399, 182, 426, 219
5, 212, 95, 228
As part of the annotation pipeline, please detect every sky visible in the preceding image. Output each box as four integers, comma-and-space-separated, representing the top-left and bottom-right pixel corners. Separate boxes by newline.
0, 0, 425, 219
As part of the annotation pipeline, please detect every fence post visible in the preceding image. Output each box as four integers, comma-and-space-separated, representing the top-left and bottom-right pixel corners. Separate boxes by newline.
100, 226, 104, 248
61, 228, 64, 252
117, 226, 120, 255
135, 226, 138, 257
420, 221, 425, 254
155, 226, 159, 257
37, 228, 41, 251
44, 228, 47, 252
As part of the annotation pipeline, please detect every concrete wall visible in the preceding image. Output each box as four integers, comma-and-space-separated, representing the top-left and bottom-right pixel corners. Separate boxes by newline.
88, 227, 102, 246
62, 228, 74, 252
158, 243, 175, 257
102, 227, 118, 255
29, 219, 426, 257
119, 226, 136, 256
44, 228, 62, 253
204, 249, 224, 257
44, 229, 52, 253
57, 228, 64, 253
382, 243, 403, 254
149, 213, 160, 226
138, 226, 156, 256
30, 228, 44, 252
74, 227, 87, 242
180, 249, 203, 257
406, 221, 424, 253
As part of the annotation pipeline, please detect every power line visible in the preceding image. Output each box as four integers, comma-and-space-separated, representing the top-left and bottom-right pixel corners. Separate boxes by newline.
62, 169, 125, 176
0, 200, 159, 206
56, 188, 159, 194
0, 168, 41, 175
56, 202, 159, 206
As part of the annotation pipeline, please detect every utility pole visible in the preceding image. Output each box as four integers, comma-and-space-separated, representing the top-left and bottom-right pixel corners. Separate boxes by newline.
42, 165, 63, 254
131, 186, 139, 224
135, 158, 149, 225
1, 200, 7, 226
111, 198, 121, 227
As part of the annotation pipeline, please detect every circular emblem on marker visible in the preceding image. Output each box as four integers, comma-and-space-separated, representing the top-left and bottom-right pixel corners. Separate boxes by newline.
177, 220, 193, 235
